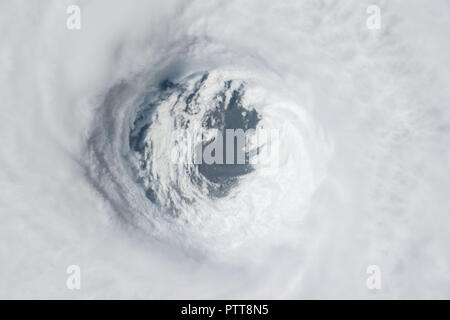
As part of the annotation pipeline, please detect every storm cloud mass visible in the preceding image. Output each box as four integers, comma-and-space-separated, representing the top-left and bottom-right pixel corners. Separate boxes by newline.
1, 0, 450, 299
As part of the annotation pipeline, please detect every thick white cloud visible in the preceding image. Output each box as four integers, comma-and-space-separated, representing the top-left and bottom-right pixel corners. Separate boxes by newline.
1, 0, 449, 299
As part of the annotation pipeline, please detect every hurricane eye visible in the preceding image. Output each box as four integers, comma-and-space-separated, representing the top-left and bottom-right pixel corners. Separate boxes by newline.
88, 65, 328, 252
129, 72, 263, 215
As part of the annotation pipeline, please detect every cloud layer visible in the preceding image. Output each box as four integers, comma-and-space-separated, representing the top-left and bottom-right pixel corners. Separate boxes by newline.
1, 0, 450, 299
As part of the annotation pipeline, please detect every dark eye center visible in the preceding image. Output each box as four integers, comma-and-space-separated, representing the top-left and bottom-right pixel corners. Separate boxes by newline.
198, 79, 261, 195
128, 71, 261, 215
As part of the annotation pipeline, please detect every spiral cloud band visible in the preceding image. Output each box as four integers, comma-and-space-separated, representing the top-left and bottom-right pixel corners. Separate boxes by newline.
1, 0, 450, 299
